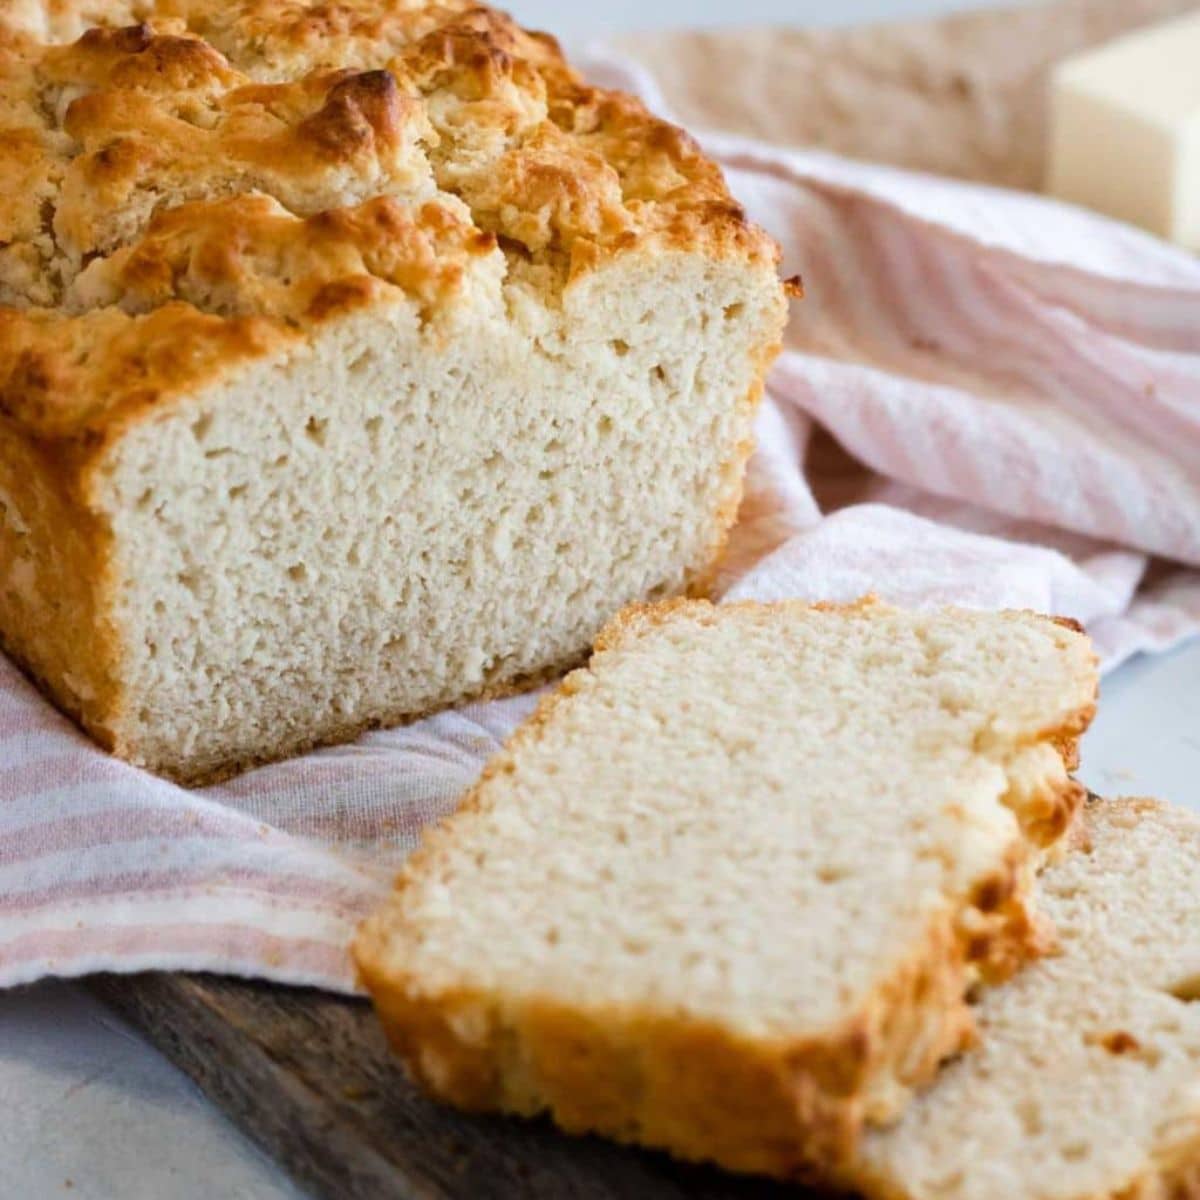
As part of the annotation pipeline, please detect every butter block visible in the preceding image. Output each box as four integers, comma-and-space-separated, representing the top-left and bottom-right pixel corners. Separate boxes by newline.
1047, 12, 1200, 250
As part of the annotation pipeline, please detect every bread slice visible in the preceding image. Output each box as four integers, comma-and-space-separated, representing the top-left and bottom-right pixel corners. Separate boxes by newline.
858, 797, 1200, 1200
354, 598, 1098, 1177
0, 2, 786, 783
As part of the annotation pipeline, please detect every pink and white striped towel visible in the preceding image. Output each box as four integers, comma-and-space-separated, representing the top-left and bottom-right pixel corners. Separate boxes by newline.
3, 51, 1200, 995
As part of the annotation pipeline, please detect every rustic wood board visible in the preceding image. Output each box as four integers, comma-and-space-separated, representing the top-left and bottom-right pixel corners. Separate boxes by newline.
88, 973, 803, 1200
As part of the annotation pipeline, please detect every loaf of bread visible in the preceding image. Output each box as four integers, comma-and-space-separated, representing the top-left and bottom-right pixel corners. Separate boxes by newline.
859, 797, 1200, 1200
354, 598, 1098, 1178
0, 1, 787, 782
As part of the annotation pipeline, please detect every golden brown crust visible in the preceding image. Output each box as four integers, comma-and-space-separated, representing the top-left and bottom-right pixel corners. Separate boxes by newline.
0, 302, 298, 446
360, 920, 981, 1179
355, 597, 1098, 1180
0, 0, 781, 446
1154, 1152, 1200, 1200
0, 416, 120, 738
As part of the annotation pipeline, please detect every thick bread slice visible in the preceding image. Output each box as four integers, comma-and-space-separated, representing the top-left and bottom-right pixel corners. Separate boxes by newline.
355, 598, 1098, 1177
858, 797, 1200, 1200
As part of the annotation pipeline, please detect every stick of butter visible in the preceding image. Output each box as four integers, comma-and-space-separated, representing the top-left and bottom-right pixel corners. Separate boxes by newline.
1048, 11, 1200, 250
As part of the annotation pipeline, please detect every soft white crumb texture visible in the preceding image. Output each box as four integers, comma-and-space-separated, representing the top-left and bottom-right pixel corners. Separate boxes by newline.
376, 601, 1095, 1039
92, 252, 776, 776
862, 799, 1200, 1200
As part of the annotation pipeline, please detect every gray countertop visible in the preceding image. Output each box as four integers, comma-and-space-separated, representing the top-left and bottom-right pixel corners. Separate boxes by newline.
2, 2, 1192, 1198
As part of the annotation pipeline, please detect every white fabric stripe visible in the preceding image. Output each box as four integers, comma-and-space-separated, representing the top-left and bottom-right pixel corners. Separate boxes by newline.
0, 891, 365, 945
0, 829, 371, 897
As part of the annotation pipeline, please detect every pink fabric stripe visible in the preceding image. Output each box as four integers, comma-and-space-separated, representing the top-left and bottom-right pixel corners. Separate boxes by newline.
209, 801, 443, 845
0, 922, 355, 991
1, 869, 375, 917
721, 147, 1200, 563
0, 749, 135, 798
0, 806, 284, 867
0, 706, 75, 739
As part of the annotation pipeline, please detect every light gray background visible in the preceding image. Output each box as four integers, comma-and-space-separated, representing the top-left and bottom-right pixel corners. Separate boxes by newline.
3, 3, 1196, 1199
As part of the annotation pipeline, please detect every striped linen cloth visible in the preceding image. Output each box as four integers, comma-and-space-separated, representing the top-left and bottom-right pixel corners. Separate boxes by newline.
3, 53, 1200, 995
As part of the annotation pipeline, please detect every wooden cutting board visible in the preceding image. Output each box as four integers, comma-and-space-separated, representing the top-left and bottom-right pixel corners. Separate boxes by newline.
87, 2, 1196, 1197
88, 973, 793, 1200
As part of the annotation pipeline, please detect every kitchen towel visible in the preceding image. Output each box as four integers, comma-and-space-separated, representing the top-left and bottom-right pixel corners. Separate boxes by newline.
4, 29, 1200, 994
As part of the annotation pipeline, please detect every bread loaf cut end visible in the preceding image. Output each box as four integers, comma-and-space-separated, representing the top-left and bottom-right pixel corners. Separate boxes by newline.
0, 0, 787, 781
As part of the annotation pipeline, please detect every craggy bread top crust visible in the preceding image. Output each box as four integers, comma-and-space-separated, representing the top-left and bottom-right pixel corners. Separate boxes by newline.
0, 0, 779, 447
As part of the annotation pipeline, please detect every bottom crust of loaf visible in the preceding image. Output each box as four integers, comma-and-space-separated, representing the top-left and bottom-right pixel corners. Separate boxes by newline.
0, 624, 583, 787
